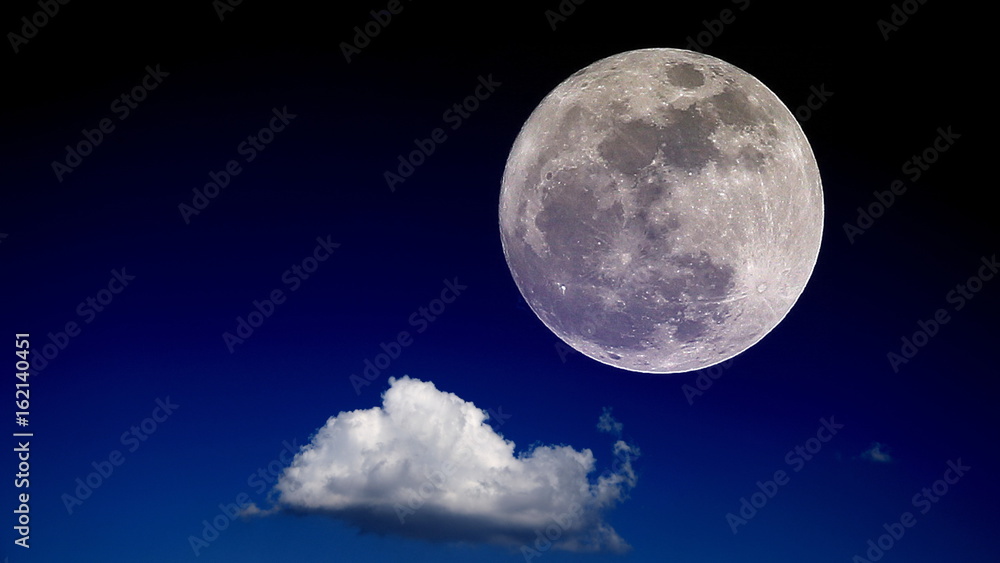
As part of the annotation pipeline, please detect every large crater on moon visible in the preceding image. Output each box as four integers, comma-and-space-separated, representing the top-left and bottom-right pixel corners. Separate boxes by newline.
499, 48, 824, 373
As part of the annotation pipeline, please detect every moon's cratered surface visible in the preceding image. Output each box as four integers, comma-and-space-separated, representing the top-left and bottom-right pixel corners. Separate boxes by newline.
499, 48, 823, 373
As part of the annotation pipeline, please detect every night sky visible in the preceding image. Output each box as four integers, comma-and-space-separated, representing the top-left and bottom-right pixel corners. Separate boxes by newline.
1, 1, 995, 562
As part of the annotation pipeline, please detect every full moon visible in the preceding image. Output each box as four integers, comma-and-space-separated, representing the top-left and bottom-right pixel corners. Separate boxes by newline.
499, 48, 823, 373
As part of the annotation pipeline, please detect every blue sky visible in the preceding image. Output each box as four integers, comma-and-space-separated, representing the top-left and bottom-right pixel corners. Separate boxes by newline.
1, 1, 995, 562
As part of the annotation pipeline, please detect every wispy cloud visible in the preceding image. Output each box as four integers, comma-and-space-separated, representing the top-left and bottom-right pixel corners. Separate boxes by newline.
245, 376, 636, 553
597, 407, 623, 437
861, 442, 892, 463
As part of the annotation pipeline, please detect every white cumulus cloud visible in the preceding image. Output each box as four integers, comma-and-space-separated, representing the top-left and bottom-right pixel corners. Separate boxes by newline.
248, 376, 637, 553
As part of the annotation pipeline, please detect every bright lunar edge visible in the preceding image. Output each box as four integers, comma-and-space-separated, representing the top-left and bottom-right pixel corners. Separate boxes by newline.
500, 48, 824, 373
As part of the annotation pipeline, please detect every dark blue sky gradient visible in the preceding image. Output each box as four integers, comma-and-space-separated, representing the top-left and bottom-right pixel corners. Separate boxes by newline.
1, 1, 995, 562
